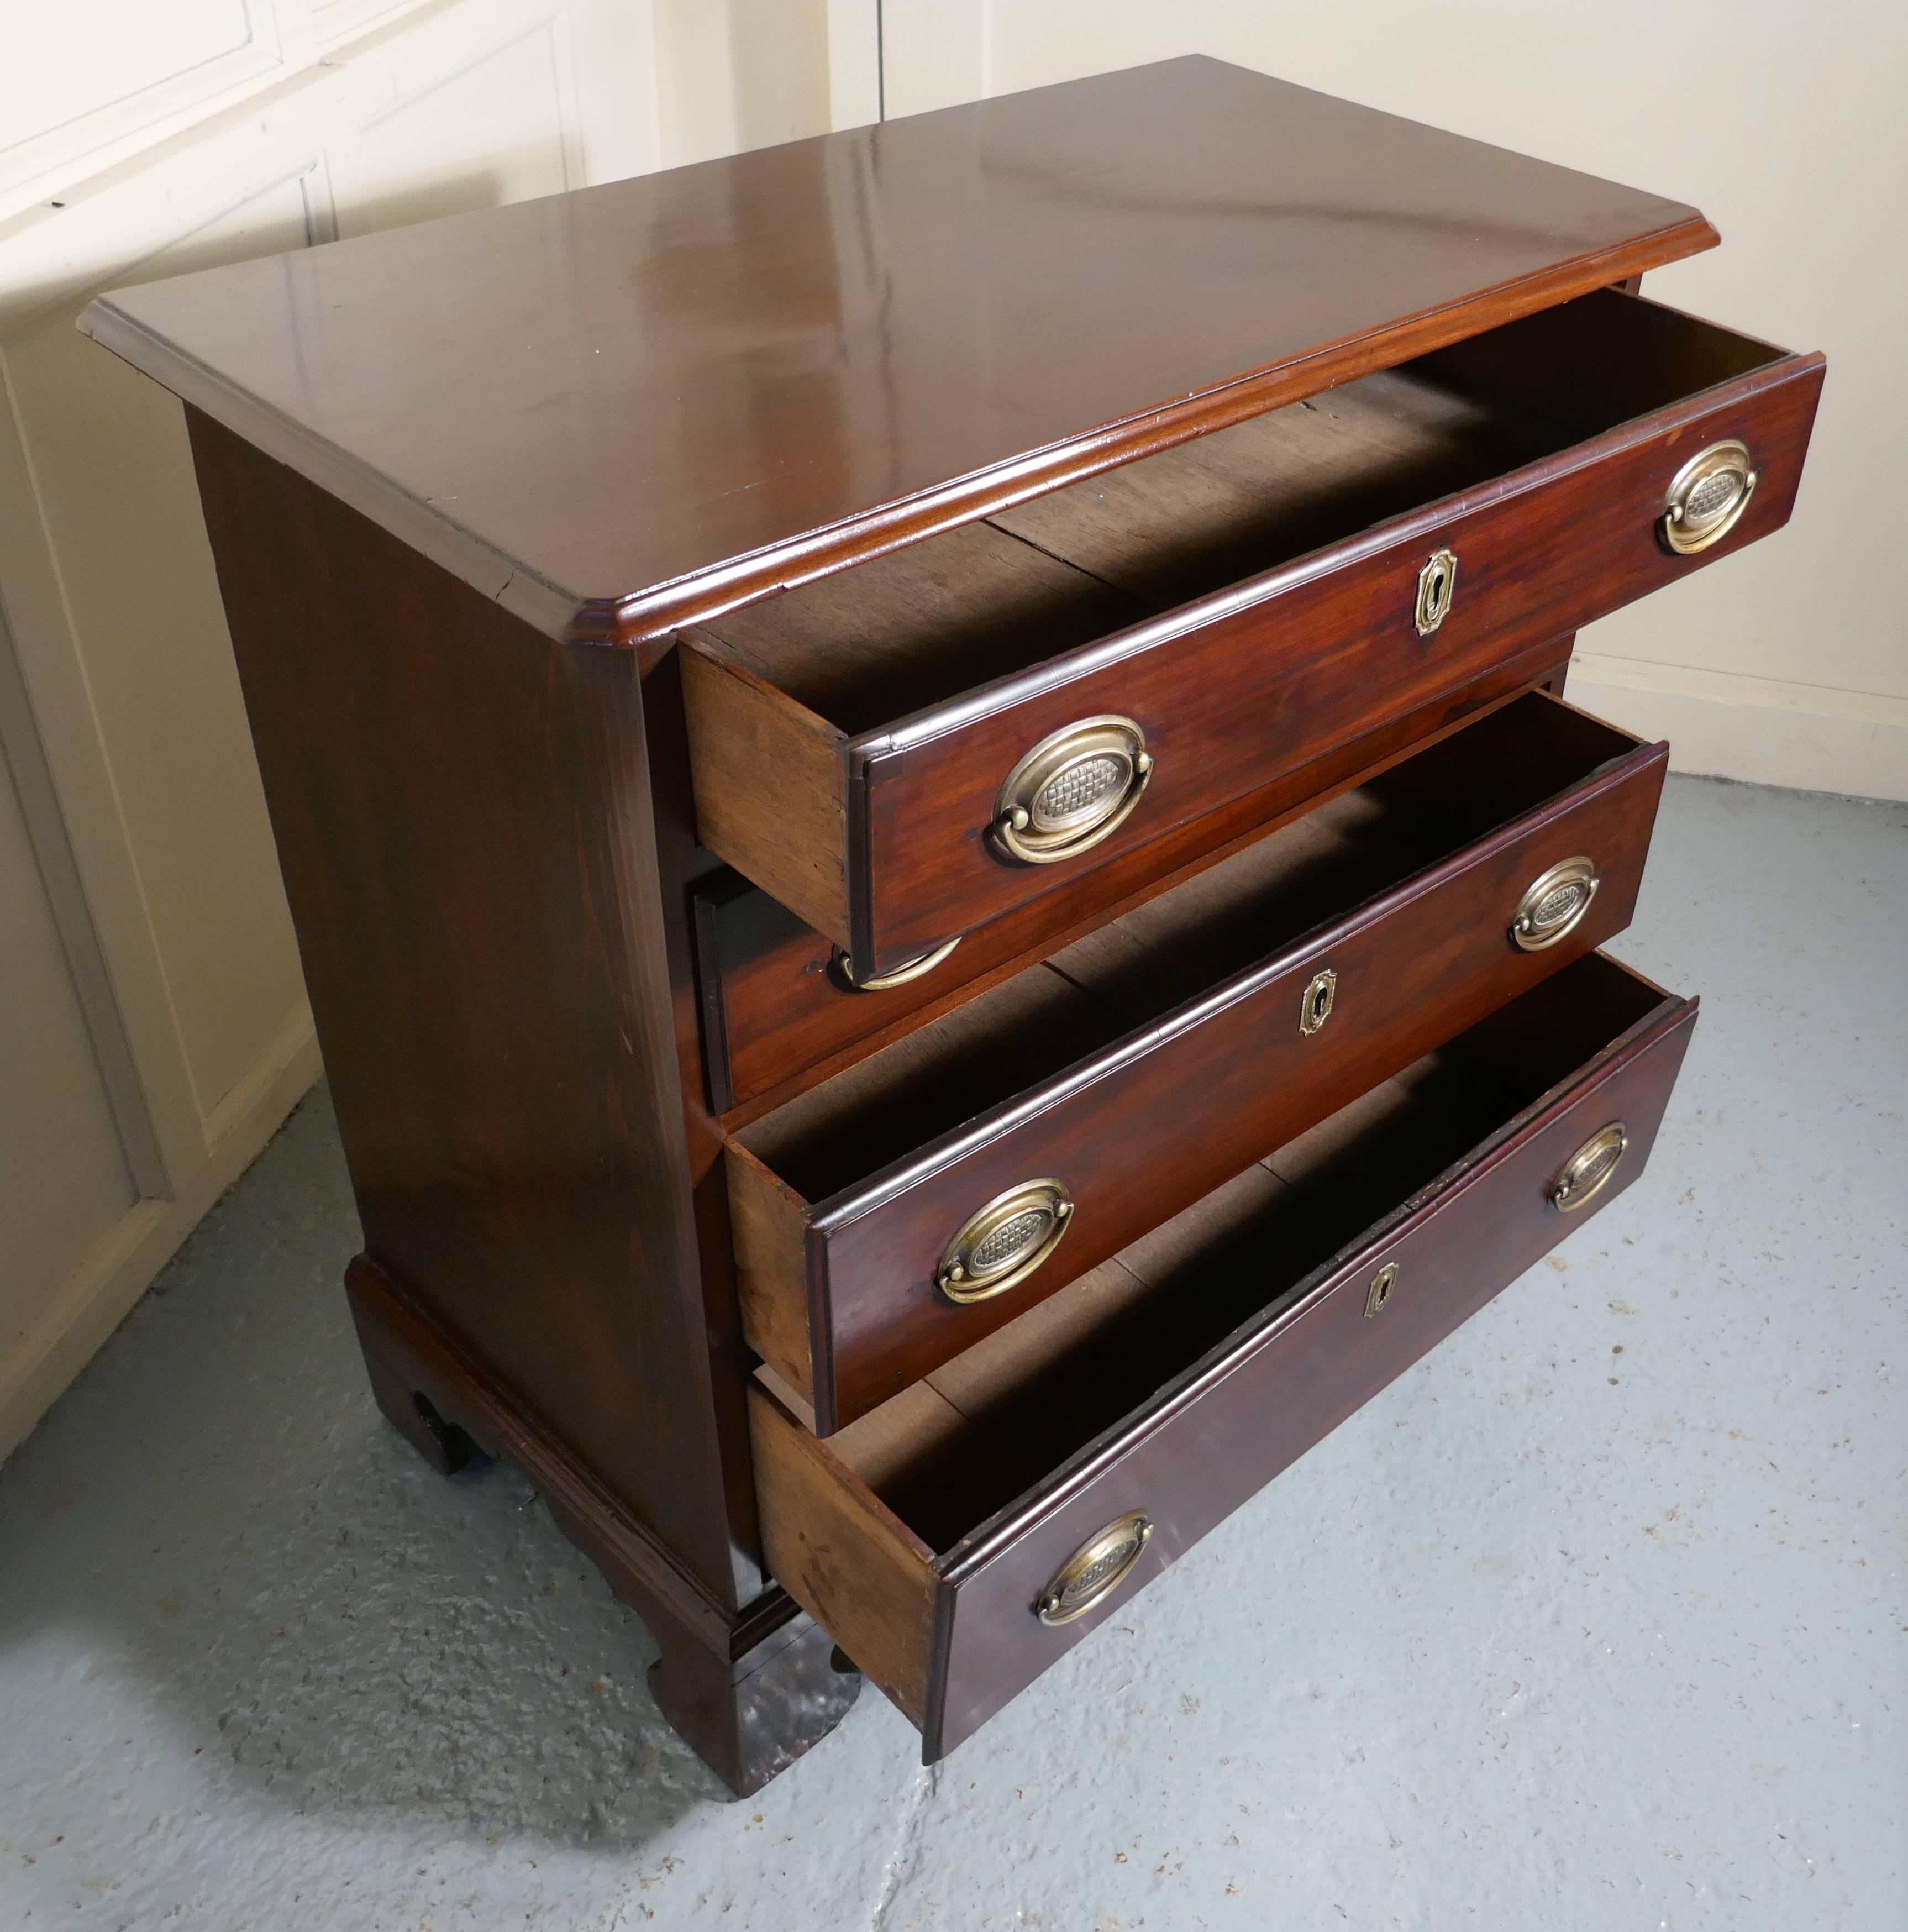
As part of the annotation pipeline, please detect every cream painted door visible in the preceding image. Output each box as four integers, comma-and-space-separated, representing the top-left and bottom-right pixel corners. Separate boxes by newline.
0, 0, 871, 1460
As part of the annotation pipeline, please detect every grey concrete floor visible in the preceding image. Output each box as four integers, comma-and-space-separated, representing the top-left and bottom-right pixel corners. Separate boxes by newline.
2, 773, 1904, 1932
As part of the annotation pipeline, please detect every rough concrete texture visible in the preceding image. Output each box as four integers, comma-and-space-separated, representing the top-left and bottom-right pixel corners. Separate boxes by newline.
1, 771, 1902, 1932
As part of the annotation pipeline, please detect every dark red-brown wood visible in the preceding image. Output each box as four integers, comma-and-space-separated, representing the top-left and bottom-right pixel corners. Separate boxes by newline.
183, 413, 824, 1776
83, 60, 1777, 1795
346, 1257, 859, 1796
737, 695, 1667, 1430
80, 59, 1716, 649
823, 297, 1820, 969
695, 644, 1576, 1115
922, 956, 1697, 1756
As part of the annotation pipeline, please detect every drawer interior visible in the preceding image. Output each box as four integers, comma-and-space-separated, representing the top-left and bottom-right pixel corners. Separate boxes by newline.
733, 691, 1639, 1205
769, 950, 1671, 1555
698, 292, 1783, 729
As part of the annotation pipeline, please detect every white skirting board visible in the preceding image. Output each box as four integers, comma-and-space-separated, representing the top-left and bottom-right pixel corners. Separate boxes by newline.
1568, 652, 1908, 803
0, 1013, 322, 1467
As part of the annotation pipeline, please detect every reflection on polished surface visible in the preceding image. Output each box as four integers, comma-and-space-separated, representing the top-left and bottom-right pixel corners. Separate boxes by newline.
81, 57, 1712, 641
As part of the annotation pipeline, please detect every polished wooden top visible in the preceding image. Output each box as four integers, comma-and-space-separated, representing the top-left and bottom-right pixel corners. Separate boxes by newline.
81, 57, 1714, 648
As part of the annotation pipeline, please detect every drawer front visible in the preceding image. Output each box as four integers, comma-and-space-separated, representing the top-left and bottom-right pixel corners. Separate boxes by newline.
852, 348, 1819, 969
925, 983, 1698, 1758
807, 730, 1667, 1429
697, 641, 1572, 1112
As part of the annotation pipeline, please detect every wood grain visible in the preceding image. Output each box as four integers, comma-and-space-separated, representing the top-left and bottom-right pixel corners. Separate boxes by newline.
925, 1253, 1173, 1420
847, 317, 1821, 969
344, 1253, 737, 1651
725, 1144, 817, 1399
926, 960, 1698, 1758
697, 639, 1575, 1112
672, 292, 1817, 973
747, 954, 1697, 1758
732, 692, 1666, 1430
186, 412, 759, 1608
117, 63, 1749, 1795
348, 1254, 862, 1797
81, 57, 1718, 648
748, 1380, 939, 1724
734, 959, 1095, 1207
681, 638, 849, 942
988, 360, 1554, 607
697, 519, 1142, 735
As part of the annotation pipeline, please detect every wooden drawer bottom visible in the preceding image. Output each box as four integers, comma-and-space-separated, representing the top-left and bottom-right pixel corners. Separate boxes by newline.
730, 691, 1666, 1432
750, 952, 1697, 1760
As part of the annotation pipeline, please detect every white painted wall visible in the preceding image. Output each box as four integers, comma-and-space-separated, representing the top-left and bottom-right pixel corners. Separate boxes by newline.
879, 1, 1907, 800
0, 1, 868, 1462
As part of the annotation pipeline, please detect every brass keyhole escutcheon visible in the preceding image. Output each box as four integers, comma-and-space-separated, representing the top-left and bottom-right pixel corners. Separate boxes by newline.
937, 1178, 1074, 1304
1300, 967, 1337, 1035
1549, 1122, 1629, 1212
1365, 1261, 1399, 1318
1035, 1511, 1153, 1625
1414, 547, 1458, 636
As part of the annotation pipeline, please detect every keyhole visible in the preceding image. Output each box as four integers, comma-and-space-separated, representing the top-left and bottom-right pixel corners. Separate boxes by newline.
1299, 968, 1337, 1035
1365, 1261, 1399, 1319
1415, 547, 1459, 636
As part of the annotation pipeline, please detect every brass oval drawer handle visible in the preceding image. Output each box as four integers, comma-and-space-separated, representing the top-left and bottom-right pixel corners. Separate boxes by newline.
1511, 855, 1599, 952
1661, 439, 1758, 555
937, 1178, 1074, 1304
832, 934, 962, 993
1414, 545, 1458, 636
993, 716, 1153, 865
1549, 1122, 1628, 1212
1035, 1510, 1153, 1624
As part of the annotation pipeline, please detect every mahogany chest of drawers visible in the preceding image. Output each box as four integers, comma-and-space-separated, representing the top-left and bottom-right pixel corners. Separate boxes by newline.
83, 57, 1822, 1793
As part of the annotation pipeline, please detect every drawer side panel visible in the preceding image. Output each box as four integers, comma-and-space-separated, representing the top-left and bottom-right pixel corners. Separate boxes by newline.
682, 638, 850, 943
748, 1384, 938, 1725
700, 643, 1574, 1111
726, 1143, 817, 1400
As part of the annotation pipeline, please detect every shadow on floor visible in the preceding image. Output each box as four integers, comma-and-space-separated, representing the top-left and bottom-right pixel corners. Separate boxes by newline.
0, 1086, 735, 1855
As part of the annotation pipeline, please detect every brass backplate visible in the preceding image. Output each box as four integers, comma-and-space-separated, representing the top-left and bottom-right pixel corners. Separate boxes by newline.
1035, 1511, 1153, 1625
1550, 1122, 1629, 1212
992, 716, 1153, 865
1661, 439, 1757, 555
937, 1178, 1074, 1304
1511, 855, 1600, 952
1365, 1261, 1399, 1318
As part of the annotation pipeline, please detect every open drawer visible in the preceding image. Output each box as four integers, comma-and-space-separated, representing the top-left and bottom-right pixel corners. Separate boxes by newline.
693, 642, 1573, 1115
684, 288, 1820, 977
728, 692, 1667, 1431
751, 952, 1698, 1760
